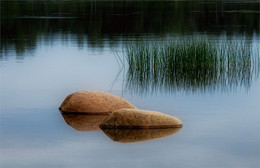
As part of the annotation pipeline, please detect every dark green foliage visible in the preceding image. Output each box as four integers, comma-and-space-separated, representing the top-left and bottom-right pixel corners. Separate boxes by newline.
1, 1, 259, 55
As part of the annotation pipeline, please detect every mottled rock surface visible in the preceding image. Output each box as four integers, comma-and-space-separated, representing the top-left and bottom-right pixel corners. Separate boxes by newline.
59, 91, 136, 114
102, 128, 182, 143
100, 108, 183, 129
62, 114, 109, 131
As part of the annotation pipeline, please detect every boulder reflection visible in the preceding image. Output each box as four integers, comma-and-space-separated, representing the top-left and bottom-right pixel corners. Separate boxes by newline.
61, 113, 108, 131
101, 128, 182, 143
61, 113, 182, 142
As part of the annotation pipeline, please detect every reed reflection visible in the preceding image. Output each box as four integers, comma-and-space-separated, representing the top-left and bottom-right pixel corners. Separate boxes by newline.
102, 128, 182, 143
124, 38, 260, 94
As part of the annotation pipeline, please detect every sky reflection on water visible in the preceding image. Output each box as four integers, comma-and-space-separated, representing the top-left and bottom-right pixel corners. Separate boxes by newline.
1, 1, 260, 168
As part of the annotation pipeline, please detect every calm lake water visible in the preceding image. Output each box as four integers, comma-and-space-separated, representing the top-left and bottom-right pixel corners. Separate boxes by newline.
1, 1, 260, 168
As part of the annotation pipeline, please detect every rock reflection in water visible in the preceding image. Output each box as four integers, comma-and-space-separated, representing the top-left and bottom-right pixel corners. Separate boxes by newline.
61, 113, 109, 131
102, 128, 182, 143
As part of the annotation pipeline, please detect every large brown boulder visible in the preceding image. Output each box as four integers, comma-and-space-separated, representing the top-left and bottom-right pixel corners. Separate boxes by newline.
100, 108, 183, 129
59, 91, 136, 114
61, 114, 109, 131
102, 128, 182, 143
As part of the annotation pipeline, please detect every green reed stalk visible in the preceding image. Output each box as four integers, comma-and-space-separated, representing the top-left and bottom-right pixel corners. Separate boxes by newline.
124, 38, 259, 94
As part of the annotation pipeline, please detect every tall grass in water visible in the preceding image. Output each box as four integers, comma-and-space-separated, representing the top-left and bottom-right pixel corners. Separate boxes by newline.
124, 38, 259, 94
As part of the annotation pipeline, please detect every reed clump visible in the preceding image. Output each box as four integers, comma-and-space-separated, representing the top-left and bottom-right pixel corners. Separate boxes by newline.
124, 38, 259, 93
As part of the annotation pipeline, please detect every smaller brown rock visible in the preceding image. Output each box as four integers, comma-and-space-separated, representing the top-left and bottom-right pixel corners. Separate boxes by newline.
59, 91, 136, 114
100, 108, 183, 129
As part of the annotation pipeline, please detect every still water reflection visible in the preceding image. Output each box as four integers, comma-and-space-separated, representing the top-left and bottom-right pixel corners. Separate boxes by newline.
61, 114, 109, 131
1, 0, 260, 168
102, 128, 182, 143
61, 113, 182, 143
1, 0, 259, 56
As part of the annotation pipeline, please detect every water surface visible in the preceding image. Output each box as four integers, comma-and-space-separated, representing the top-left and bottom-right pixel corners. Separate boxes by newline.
1, 1, 260, 168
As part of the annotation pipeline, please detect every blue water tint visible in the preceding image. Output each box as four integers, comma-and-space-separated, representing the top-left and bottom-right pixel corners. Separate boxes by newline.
1, 36, 260, 168
1, 1, 260, 167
